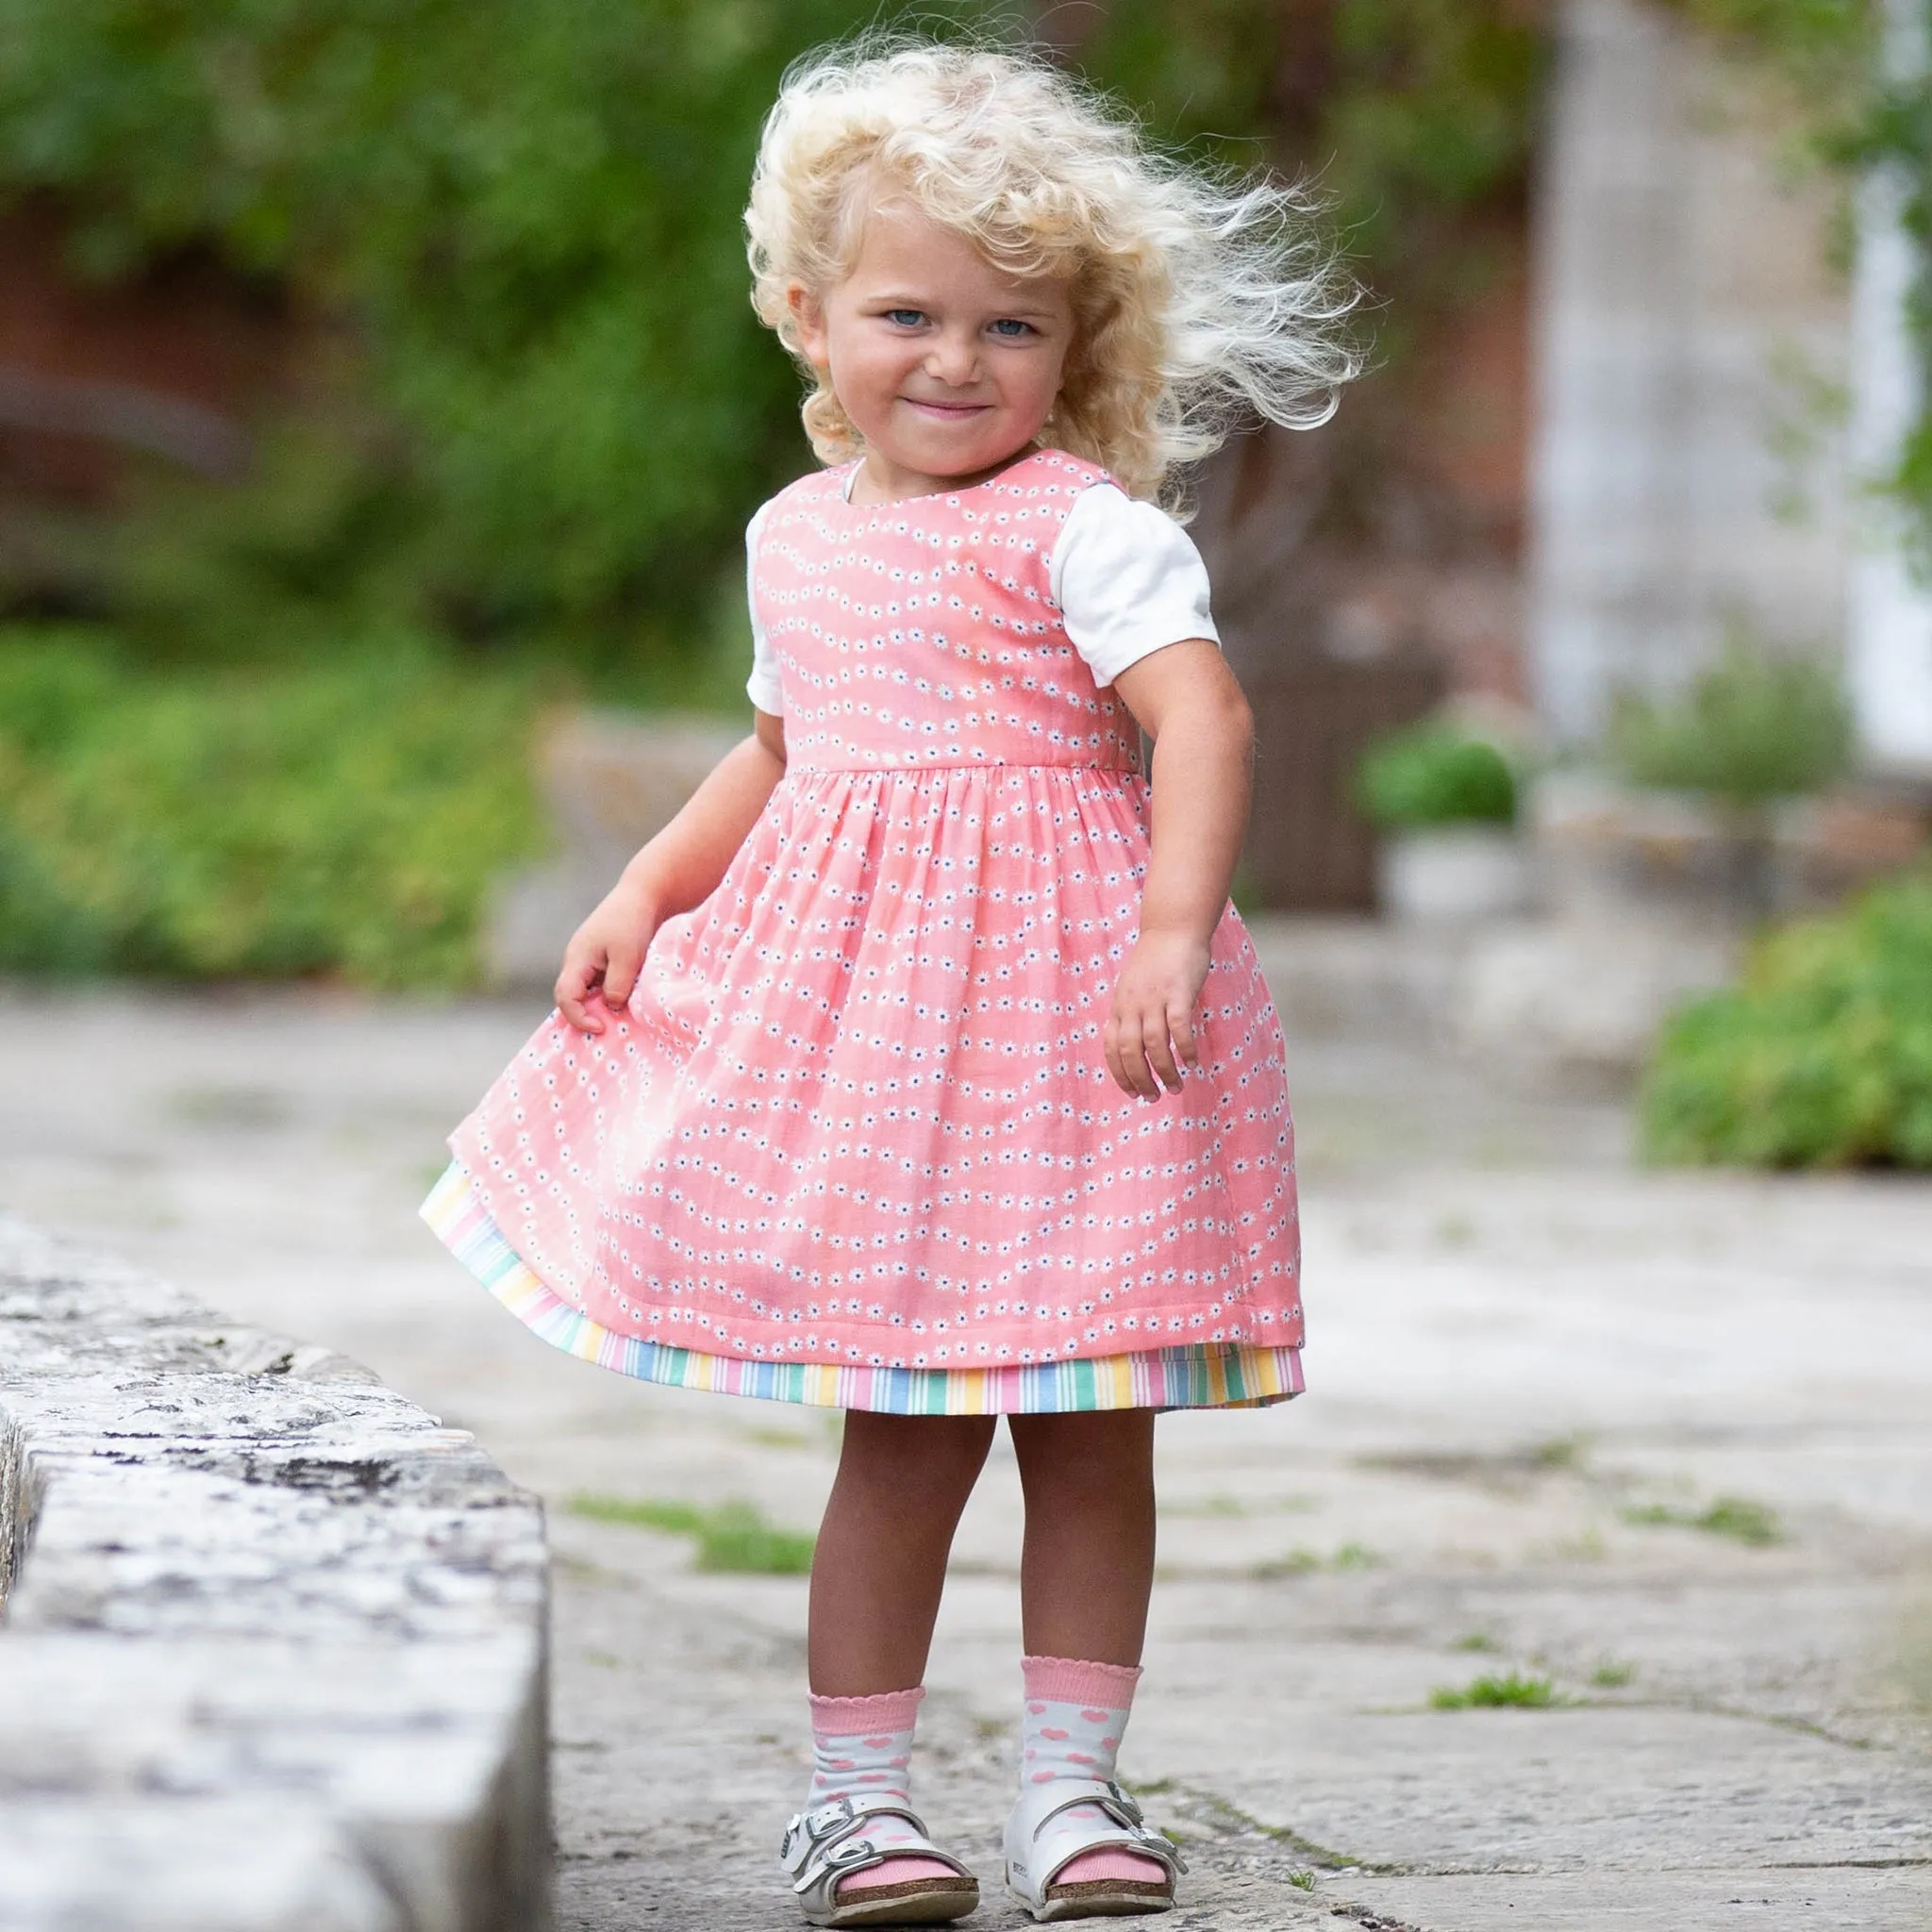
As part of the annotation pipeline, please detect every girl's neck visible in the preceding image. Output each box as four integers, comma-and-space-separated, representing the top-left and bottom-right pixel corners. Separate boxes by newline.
845, 443, 1041, 507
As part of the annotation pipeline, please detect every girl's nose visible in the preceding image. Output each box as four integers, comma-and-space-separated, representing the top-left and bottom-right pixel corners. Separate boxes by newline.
924, 330, 981, 387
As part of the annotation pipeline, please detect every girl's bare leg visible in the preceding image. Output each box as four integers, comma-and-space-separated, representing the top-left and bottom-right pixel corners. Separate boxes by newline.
808, 1412, 998, 1694
1009, 1410, 1158, 1664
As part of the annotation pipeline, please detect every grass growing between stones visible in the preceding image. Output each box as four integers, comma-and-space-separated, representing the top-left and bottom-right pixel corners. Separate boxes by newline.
1169, 1491, 1321, 1519
1890, 1589, 1932, 1729
567, 1494, 816, 1574
1591, 1658, 1638, 1689
1620, 1495, 1782, 1546
1252, 1541, 1386, 1579
1429, 1671, 1561, 1709
1533, 1433, 1590, 1471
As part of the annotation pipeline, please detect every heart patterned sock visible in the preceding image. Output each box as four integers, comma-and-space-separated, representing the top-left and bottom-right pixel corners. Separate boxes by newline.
1020, 1655, 1168, 1890
808, 1688, 956, 1895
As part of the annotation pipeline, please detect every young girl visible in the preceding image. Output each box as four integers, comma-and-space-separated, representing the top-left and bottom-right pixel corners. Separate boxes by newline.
425, 39, 1352, 1926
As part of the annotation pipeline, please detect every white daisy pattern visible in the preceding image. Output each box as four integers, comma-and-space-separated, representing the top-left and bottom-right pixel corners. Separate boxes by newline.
436, 450, 1303, 1404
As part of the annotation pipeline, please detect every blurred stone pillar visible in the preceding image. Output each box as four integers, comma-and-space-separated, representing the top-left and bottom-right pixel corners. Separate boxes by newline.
1528, 0, 1851, 744
1845, 0, 1932, 776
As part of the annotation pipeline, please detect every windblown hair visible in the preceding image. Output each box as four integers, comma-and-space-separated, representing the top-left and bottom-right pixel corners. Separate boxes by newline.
744, 39, 1360, 507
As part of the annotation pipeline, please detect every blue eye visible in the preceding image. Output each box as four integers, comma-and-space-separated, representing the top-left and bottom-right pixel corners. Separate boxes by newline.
989, 318, 1034, 339
884, 308, 925, 328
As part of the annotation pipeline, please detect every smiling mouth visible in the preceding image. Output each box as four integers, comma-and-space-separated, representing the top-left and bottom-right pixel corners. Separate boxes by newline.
902, 397, 991, 418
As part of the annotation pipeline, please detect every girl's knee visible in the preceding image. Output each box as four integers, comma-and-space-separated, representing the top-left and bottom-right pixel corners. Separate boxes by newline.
841, 1412, 996, 1487
1010, 1410, 1156, 1487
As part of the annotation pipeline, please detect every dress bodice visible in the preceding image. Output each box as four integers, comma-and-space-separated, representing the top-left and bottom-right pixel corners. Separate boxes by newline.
749, 449, 1143, 774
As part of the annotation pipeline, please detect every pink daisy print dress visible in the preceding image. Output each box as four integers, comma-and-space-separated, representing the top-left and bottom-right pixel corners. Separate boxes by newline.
424, 449, 1304, 1413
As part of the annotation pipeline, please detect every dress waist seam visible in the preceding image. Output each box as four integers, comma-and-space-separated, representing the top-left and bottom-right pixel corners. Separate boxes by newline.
787, 760, 1141, 777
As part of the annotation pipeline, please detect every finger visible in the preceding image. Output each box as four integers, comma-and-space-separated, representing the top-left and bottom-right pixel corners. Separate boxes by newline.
1144, 1020, 1183, 1095
558, 989, 602, 1035
555, 952, 605, 1035
603, 941, 643, 1011
1169, 999, 1201, 1071
1107, 1012, 1134, 1096
1116, 1013, 1158, 1099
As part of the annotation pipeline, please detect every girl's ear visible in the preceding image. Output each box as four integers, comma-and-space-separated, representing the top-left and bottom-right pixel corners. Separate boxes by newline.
788, 283, 830, 369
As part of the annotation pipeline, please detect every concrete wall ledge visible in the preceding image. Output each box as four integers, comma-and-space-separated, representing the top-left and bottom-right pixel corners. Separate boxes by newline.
0, 1218, 551, 1932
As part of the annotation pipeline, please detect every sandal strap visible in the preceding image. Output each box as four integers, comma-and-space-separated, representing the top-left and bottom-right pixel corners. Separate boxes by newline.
779, 1794, 974, 1919
1007, 1777, 1188, 1897
780, 1793, 934, 1876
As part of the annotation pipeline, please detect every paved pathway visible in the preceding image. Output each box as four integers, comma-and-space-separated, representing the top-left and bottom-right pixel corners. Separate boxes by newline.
2, 978, 1928, 1929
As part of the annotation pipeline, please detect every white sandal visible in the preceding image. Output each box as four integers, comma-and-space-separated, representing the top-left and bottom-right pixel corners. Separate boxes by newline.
1003, 1778, 1185, 1922
780, 1793, 981, 1927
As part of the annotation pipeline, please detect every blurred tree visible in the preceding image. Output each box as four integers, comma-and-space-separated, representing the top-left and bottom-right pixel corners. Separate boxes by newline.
0, 0, 1544, 668
0, 0, 1010, 661
1070, 0, 1542, 325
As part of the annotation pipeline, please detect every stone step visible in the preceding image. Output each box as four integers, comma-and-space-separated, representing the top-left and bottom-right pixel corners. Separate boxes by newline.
0, 1220, 552, 1932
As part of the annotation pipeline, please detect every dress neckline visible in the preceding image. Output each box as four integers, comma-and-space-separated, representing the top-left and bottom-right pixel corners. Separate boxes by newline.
834, 447, 1063, 508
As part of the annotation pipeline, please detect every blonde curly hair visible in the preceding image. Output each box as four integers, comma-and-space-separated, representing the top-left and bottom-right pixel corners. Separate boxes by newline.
744, 38, 1359, 507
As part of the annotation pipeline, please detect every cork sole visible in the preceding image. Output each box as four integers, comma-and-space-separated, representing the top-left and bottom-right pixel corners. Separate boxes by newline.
824, 1874, 980, 1926
1031, 1876, 1174, 1921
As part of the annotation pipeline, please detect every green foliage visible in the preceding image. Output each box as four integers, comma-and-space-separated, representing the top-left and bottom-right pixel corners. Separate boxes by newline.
0, 0, 1007, 653
1084, 0, 1543, 304
1429, 1671, 1558, 1709
1355, 720, 1517, 828
1620, 1496, 1783, 1544
1656, 8, 1932, 565
0, 1, 1543, 658
1608, 635, 1854, 808
567, 1492, 816, 1574
0, 632, 542, 984
1641, 874, 1932, 1166
1665, 0, 1871, 119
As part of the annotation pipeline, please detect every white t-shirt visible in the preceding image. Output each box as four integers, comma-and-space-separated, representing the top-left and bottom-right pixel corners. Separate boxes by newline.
742, 478, 1219, 717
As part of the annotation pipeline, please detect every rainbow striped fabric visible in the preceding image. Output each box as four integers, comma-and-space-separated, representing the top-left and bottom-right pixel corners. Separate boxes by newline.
423, 1161, 1302, 1415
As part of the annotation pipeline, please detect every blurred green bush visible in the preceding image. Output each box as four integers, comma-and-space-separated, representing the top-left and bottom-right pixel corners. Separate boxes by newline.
0, 0, 1541, 664
0, 0, 888, 655
1608, 634, 1854, 808
0, 2, 1549, 984
0, 636, 542, 986
1355, 720, 1518, 828
1641, 874, 1932, 1167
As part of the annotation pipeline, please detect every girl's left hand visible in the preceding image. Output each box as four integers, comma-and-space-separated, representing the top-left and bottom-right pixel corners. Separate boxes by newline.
1105, 926, 1211, 1098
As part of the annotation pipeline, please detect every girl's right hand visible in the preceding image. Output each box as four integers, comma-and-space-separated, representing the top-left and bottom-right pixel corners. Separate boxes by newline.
555, 877, 662, 1035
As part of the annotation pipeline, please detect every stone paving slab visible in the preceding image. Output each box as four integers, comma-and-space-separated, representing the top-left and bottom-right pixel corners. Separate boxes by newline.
1331, 1870, 1932, 1931
3, 987, 1930, 1930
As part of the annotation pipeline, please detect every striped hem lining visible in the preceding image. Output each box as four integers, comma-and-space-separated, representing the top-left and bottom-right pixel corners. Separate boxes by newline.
422, 1161, 1302, 1415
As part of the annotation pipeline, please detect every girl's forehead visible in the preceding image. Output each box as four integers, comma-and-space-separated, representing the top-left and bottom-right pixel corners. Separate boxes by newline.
844, 202, 1067, 301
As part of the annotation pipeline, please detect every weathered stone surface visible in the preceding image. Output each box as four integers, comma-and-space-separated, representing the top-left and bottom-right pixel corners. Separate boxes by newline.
6, 988, 1932, 1931
0, 1219, 551, 1932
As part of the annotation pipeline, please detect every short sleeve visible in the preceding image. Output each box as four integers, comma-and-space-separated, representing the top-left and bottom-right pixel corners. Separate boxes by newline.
743, 501, 782, 716
1048, 484, 1220, 689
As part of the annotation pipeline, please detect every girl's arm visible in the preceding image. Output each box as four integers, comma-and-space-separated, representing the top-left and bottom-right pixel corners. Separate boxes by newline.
1105, 641, 1255, 1098
556, 708, 788, 1034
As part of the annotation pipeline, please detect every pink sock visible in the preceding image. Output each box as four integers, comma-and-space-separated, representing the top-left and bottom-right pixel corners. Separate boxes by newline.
1021, 1655, 1169, 1890
807, 1688, 955, 1895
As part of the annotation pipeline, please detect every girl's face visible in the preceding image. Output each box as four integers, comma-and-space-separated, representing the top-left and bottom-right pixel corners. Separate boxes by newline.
789, 201, 1074, 504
